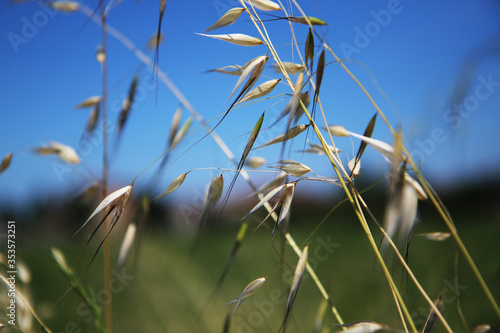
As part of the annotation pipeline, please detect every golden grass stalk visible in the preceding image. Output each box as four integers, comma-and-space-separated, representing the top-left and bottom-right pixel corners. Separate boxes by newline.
205, 7, 245, 32
196, 33, 265, 46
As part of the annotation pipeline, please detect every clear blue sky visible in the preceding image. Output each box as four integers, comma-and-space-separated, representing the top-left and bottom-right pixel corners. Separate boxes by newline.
1, 0, 500, 209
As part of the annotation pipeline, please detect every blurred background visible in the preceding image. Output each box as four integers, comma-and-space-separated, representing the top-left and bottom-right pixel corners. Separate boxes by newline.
0, 0, 499, 332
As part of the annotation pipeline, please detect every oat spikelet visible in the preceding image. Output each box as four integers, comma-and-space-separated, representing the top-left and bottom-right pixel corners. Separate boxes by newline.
238, 79, 281, 104
47, 0, 79, 12
225, 277, 267, 314
74, 185, 132, 235
274, 160, 312, 177
327, 125, 349, 137
281, 245, 308, 331
196, 33, 264, 46
75, 96, 100, 109
0, 153, 12, 174
244, 156, 266, 168
116, 223, 137, 272
335, 321, 387, 332
244, 0, 281, 11
273, 62, 305, 74
154, 172, 189, 201
254, 124, 309, 150
205, 7, 245, 32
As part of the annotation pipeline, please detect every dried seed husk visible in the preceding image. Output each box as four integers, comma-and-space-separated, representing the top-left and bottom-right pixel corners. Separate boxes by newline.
225, 276, 267, 314
305, 28, 314, 69
147, 32, 164, 49
273, 62, 305, 74
116, 223, 136, 272
206, 174, 224, 208
85, 104, 99, 134
171, 116, 193, 147
40, 141, 80, 164
287, 16, 327, 25
118, 75, 139, 134
281, 245, 308, 331
287, 73, 304, 128
250, 172, 287, 198
304, 142, 339, 155
168, 105, 182, 147
336, 321, 387, 332
404, 173, 427, 200
275, 160, 312, 177
154, 172, 188, 201
76, 96, 100, 109
228, 55, 268, 102
348, 157, 361, 178
0, 153, 12, 174
416, 232, 451, 241
47, 0, 79, 12
327, 125, 349, 137
254, 124, 309, 150
277, 183, 295, 225
196, 33, 264, 46
244, 0, 281, 11
422, 296, 444, 333
95, 47, 105, 63
472, 325, 491, 333
238, 79, 280, 104
205, 7, 245, 32
242, 184, 286, 220
349, 131, 397, 160
75, 185, 132, 235
244, 156, 266, 168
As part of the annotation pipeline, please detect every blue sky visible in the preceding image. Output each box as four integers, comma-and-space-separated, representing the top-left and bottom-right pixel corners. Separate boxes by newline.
1, 0, 500, 208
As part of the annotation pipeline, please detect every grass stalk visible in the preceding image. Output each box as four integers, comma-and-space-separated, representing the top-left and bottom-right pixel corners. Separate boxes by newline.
99, 2, 112, 332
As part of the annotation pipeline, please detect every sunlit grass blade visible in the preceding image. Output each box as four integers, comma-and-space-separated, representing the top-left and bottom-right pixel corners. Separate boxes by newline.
238, 79, 280, 104
205, 7, 245, 32
224, 276, 267, 314
244, 0, 281, 11
0, 152, 12, 175
253, 124, 309, 150
75, 95, 100, 109
196, 33, 264, 46
280, 245, 308, 332
154, 172, 189, 201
